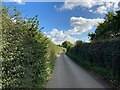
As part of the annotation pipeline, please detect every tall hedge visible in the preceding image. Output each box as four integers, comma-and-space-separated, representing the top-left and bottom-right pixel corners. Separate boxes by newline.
1, 7, 62, 88
67, 39, 120, 88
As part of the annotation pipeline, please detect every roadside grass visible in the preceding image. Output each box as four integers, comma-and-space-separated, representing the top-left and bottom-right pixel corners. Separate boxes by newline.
45, 42, 66, 85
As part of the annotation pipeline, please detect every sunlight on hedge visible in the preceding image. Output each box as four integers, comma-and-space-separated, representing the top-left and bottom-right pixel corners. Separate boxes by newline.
1, 6, 64, 88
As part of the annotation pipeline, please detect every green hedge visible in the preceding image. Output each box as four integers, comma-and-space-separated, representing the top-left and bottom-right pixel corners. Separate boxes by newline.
1, 7, 63, 88
67, 39, 120, 88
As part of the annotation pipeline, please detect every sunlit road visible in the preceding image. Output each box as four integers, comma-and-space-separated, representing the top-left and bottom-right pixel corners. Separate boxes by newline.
47, 53, 111, 88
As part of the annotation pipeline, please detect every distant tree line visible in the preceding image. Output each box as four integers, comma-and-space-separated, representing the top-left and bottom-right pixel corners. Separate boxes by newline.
62, 41, 73, 51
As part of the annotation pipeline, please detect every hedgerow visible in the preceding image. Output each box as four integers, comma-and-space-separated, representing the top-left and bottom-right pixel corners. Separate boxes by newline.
67, 39, 120, 88
1, 6, 63, 88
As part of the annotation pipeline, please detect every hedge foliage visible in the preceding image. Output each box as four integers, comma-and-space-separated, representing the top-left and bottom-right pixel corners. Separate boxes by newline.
67, 39, 120, 88
1, 7, 64, 88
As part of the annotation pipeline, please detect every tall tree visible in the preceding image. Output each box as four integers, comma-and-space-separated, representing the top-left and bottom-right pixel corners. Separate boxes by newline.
88, 11, 120, 41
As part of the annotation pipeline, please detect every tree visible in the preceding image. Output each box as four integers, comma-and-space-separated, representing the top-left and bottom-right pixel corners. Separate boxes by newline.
62, 41, 73, 51
88, 33, 96, 41
88, 11, 120, 41
75, 40, 83, 45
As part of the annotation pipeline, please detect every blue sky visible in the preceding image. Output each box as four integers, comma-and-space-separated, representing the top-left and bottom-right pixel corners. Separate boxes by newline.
2, 1, 120, 44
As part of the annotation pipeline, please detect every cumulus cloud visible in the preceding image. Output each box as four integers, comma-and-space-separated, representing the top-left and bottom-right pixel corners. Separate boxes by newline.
65, 17, 104, 35
60, 0, 97, 10
44, 17, 104, 44
95, 6, 107, 14
60, 0, 120, 14
44, 29, 78, 45
95, 2, 120, 14
10, 0, 25, 4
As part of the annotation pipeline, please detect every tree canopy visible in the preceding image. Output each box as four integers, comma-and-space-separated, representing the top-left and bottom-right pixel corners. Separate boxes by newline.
62, 41, 73, 51
88, 11, 120, 41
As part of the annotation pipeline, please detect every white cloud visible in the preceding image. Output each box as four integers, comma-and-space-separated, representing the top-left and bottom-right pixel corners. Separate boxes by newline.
44, 17, 104, 44
10, 0, 25, 4
65, 17, 104, 35
60, 0, 120, 14
95, 2, 120, 14
44, 29, 78, 45
95, 6, 107, 14
89, 9, 93, 12
60, 0, 97, 10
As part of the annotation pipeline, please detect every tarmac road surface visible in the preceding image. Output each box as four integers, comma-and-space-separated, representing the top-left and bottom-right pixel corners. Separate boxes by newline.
47, 53, 111, 88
